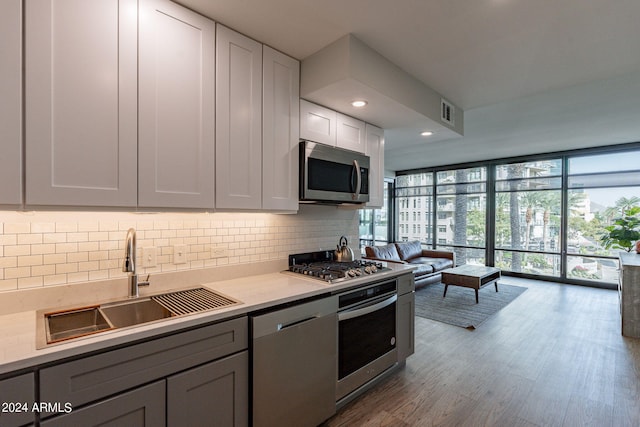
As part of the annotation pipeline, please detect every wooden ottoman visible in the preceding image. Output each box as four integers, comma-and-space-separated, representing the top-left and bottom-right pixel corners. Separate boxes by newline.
441, 265, 501, 304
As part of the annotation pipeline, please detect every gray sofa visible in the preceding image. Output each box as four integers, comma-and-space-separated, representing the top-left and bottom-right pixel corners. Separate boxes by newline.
364, 241, 455, 288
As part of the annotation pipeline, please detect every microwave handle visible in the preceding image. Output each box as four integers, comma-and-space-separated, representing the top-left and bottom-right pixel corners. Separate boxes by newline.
352, 160, 361, 199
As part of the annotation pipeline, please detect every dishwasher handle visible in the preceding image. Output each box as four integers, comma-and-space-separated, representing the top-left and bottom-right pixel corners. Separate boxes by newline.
252, 296, 338, 339
277, 315, 318, 331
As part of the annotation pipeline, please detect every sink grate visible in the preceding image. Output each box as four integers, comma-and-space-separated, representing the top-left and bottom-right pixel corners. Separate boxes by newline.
152, 287, 239, 316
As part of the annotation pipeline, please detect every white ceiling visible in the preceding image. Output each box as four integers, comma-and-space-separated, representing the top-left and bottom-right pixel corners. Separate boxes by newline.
177, 0, 640, 171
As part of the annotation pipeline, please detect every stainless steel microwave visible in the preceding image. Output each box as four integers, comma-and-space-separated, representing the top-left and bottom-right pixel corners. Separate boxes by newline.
299, 140, 370, 204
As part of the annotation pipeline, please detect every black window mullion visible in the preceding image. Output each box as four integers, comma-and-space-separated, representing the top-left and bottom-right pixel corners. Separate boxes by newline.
486, 164, 496, 267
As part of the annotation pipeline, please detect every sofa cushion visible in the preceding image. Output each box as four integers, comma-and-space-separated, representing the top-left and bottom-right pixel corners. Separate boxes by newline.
395, 241, 423, 261
365, 244, 401, 261
410, 257, 454, 272
406, 260, 435, 276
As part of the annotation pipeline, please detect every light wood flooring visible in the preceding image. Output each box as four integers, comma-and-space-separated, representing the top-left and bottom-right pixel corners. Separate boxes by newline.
325, 278, 640, 427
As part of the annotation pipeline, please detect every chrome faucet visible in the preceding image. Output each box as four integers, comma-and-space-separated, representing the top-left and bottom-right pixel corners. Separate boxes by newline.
123, 228, 150, 298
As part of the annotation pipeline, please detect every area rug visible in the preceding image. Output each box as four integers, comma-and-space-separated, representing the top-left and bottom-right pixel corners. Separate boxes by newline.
414, 282, 527, 330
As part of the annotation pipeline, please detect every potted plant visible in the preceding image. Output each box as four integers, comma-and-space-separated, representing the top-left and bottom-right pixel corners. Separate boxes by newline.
600, 206, 640, 252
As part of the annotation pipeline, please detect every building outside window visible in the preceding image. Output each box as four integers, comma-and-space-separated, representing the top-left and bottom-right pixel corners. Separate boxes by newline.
395, 173, 433, 244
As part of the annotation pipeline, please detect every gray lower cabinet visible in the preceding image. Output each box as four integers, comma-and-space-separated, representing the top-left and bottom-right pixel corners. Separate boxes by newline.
0, 373, 34, 427
39, 317, 248, 425
397, 274, 415, 362
40, 381, 165, 427
167, 351, 249, 427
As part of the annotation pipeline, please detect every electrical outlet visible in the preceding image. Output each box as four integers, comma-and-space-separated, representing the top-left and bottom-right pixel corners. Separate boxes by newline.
142, 246, 157, 268
173, 244, 187, 264
211, 245, 228, 258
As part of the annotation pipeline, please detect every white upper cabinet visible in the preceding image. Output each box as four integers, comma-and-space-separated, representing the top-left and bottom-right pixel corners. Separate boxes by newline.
365, 124, 385, 208
138, 0, 215, 208
300, 100, 366, 153
0, 0, 22, 205
25, 0, 138, 207
263, 47, 300, 211
336, 113, 366, 153
216, 25, 263, 209
300, 100, 337, 146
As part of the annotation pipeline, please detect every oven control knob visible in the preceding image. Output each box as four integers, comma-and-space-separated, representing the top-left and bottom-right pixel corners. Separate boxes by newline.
354, 269, 363, 276
370, 265, 377, 273
364, 266, 372, 274
347, 269, 357, 277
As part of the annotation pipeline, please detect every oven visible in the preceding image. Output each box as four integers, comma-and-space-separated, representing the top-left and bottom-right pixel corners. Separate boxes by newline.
336, 278, 398, 401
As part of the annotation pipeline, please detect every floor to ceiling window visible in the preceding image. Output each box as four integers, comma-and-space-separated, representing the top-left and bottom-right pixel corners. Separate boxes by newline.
494, 159, 562, 277
434, 167, 487, 266
566, 152, 640, 284
387, 142, 640, 289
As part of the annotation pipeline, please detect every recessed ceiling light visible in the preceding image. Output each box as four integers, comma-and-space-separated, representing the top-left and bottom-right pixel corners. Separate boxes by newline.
421, 131, 434, 137
351, 100, 368, 108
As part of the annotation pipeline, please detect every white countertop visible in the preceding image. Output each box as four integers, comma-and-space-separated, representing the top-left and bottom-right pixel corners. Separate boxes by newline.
0, 264, 415, 376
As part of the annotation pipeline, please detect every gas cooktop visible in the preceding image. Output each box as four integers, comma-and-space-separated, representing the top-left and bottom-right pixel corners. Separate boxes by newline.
284, 251, 391, 283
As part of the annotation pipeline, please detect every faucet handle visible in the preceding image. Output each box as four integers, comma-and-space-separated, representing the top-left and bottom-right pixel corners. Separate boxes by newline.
139, 274, 151, 287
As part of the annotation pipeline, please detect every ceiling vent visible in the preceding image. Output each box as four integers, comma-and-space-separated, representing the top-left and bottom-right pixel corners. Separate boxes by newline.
441, 98, 455, 126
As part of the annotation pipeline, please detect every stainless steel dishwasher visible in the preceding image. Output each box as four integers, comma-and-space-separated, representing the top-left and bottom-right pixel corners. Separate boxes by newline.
252, 295, 338, 427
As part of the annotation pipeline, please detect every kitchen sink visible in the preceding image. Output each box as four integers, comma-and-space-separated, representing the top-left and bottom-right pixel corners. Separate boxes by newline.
45, 306, 114, 344
100, 299, 174, 328
38, 287, 241, 347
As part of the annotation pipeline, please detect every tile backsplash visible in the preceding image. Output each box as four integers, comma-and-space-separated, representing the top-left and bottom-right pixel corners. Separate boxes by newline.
0, 206, 359, 292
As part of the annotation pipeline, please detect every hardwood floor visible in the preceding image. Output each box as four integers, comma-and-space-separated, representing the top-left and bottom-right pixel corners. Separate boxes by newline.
325, 278, 640, 426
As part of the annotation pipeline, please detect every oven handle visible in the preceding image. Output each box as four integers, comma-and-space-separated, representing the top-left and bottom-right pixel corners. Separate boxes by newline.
338, 294, 397, 321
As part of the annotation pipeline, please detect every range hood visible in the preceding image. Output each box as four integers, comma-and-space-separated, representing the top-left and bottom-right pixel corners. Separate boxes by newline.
301, 34, 464, 146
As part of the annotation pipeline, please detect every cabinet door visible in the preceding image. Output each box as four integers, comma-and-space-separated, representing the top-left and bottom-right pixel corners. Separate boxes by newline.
0, 0, 22, 205
300, 100, 337, 146
336, 113, 366, 153
216, 25, 262, 209
262, 46, 299, 211
365, 124, 385, 208
138, 0, 215, 208
0, 373, 34, 427
41, 381, 165, 427
397, 291, 415, 361
40, 317, 248, 410
167, 351, 249, 427
25, 0, 137, 207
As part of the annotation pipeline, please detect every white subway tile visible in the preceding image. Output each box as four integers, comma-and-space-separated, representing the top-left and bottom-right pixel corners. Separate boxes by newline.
5, 245, 30, 256
55, 222, 78, 233
31, 222, 56, 233
18, 255, 43, 267
44, 274, 67, 286
18, 276, 43, 289
0, 235, 18, 245
5, 267, 31, 279
0, 279, 18, 291
4, 223, 31, 234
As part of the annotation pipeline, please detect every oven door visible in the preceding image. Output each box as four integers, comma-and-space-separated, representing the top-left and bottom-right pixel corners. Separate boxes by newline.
336, 292, 397, 400
300, 141, 369, 204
